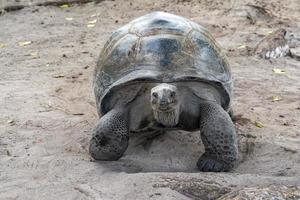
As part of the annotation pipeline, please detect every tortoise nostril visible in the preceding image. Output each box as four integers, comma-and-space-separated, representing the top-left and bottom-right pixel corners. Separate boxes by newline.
170, 91, 176, 98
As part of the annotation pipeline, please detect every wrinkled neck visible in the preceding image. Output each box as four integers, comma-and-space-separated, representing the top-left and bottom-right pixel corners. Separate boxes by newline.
153, 106, 180, 127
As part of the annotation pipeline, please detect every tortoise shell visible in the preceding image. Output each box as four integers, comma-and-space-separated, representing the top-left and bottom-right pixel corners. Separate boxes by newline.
94, 12, 232, 115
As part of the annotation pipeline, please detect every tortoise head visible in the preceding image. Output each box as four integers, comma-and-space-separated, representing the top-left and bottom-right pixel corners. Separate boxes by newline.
151, 83, 180, 127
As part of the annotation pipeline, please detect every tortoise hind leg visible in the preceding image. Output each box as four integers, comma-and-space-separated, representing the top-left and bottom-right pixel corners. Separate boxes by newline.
89, 108, 129, 161
197, 102, 238, 172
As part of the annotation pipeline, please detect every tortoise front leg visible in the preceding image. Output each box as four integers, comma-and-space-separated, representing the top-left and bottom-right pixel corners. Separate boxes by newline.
197, 102, 238, 172
89, 108, 129, 161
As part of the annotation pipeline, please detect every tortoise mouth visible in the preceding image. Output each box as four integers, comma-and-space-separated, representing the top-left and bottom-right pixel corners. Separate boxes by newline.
152, 102, 178, 112
156, 106, 173, 112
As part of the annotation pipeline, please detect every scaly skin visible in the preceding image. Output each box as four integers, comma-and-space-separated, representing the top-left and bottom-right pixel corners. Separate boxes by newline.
89, 108, 129, 161
197, 101, 238, 172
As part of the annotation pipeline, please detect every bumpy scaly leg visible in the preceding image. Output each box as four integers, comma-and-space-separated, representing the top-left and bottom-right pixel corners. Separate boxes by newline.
197, 102, 238, 172
89, 108, 129, 161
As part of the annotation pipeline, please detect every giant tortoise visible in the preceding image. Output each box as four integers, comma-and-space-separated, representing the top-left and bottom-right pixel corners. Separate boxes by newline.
90, 12, 238, 172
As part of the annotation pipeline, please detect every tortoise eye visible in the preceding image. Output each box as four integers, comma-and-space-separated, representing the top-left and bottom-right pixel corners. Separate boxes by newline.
152, 92, 158, 98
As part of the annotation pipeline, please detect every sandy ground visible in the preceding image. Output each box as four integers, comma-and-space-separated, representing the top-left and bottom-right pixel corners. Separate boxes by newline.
0, 0, 300, 199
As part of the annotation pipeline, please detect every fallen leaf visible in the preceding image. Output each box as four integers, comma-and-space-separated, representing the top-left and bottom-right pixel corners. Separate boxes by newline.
7, 120, 15, 126
32, 52, 39, 58
87, 24, 95, 28
65, 17, 73, 21
60, 4, 69, 8
254, 120, 264, 128
52, 74, 65, 78
0, 43, 7, 48
25, 52, 39, 58
237, 44, 247, 49
18, 41, 32, 47
273, 68, 286, 74
272, 95, 282, 102
88, 19, 97, 24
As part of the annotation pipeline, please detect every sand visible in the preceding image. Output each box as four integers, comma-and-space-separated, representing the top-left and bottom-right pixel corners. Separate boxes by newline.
0, 0, 299, 199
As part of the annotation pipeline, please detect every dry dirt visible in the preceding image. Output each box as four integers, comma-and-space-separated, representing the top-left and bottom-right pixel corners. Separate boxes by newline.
0, 0, 300, 199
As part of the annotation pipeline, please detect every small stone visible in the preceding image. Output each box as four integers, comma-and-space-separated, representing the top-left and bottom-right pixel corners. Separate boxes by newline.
55, 87, 62, 93
283, 122, 290, 126
87, 24, 95, 28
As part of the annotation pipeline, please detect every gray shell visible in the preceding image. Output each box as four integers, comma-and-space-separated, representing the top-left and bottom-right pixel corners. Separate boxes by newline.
94, 12, 232, 115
